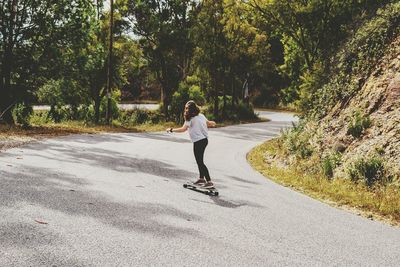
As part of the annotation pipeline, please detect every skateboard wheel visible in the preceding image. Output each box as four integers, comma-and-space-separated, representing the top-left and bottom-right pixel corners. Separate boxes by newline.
183, 184, 188, 188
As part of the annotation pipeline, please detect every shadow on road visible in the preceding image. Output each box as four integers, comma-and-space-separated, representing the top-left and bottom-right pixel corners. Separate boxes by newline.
0, 166, 202, 240
6, 142, 196, 182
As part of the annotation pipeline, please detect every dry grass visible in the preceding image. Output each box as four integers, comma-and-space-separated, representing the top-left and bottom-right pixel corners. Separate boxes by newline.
0, 120, 178, 150
0, 116, 264, 151
247, 139, 400, 226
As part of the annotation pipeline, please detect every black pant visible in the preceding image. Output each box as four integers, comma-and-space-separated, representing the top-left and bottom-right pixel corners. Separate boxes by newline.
193, 138, 211, 181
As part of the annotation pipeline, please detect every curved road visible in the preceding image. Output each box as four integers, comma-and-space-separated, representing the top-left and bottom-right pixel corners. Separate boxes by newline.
0, 111, 399, 266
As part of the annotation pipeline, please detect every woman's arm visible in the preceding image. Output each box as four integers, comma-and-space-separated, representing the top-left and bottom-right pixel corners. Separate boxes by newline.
167, 125, 188, 133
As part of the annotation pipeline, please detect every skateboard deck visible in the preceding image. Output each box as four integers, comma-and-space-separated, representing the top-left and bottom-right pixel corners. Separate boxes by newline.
183, 182, 219, 196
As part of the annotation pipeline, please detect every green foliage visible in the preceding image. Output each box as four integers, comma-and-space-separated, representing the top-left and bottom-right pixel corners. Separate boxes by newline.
119, 109, 164, 126
322, 152, 342, 178
347, 112, 372, 138
0, 0, 96, 123
312, 1, 400, 117
251, 0, 398, 112
36, 80, 68, 123
120, 0, 196, 115
347, 156, 391, 187
204, 98, 258, 122
169, 80, 206, 124
339, 2, 400, 77
94, 90, 121, 124
30, 110, 51, 125
281, 122, 314, 159
36, 79, 87, 122
12, 103, 33, 128
296, 63, 326, 112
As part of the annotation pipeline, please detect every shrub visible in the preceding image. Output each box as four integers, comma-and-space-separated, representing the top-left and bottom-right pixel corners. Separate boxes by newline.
347, 111, 371, 138
83, 90, 121, 124
119, 109, 164, 126
122, 108, 149, 125
36, 80, 66, 122
170, 81, 206, 123
281, 121, 314, 159
322, 152, 342, 178
12, 102, 33, 128
204, 98, 258, 122
347, 156, 390, 187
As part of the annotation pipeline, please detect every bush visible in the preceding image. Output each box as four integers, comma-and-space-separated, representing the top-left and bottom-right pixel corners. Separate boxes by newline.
281, 121, 314, 159
204, 98, 258, 122
36, 80, 66, 122
347, 156, 390, 187
82, 90, 121, 124
119, 109, 165, 126
36, 79, 89, 122
322, 152, 342, 178
12, 102, 33, 128
347, 111, 371, 138
170, 81, 206, 123
120, 108, 149, 125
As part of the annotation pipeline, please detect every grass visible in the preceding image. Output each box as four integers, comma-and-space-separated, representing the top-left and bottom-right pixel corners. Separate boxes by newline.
1, 111, 265, 150
0, 120, 178, 150
247, 139, 400, 226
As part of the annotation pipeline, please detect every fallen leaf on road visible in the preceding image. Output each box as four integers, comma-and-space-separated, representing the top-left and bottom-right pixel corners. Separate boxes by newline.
16, 157, 23, 159
34, 220, 48, 225
7, 164, 12, 167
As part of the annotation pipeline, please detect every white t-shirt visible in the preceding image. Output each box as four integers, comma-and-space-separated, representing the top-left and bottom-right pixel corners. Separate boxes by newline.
184, 113, 209, 143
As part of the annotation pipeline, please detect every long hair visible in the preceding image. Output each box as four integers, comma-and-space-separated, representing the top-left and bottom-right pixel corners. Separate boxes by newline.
184, 100, 200, 121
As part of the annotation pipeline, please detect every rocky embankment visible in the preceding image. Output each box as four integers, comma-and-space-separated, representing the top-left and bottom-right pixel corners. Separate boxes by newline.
312, 36, 400, 178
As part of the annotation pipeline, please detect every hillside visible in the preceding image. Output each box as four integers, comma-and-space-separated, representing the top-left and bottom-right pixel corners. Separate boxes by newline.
310, 35, 399, 179
248, 3, 400, 223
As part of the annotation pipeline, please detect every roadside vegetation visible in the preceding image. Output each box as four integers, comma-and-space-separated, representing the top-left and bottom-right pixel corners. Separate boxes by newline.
248, 138, 400, 225
248, 1, 400, 225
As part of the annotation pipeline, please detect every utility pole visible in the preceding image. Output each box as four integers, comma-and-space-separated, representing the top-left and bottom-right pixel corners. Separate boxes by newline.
106, 0, 114, 125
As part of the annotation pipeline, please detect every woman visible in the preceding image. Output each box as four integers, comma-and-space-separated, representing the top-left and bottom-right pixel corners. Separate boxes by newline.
167, 100, 216, 188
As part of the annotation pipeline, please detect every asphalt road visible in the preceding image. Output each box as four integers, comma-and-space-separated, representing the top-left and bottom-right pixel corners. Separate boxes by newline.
1, 111, 399, 266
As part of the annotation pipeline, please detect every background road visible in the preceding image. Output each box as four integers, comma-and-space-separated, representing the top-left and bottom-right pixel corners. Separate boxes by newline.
1, 111, 399, 266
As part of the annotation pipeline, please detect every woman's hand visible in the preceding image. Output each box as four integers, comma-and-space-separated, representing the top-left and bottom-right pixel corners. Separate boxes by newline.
207, 121, 216, 128
166, 127, 173, 133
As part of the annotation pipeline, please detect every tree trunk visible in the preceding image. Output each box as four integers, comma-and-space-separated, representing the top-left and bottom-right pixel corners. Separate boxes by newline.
0, 0, 20, 124
94, 95, 101, 124
161, 88, 169, 117
0, 48, 14, 123
212, 78, 219, 119
213, 93, 219, 119
222, 86, 227, 119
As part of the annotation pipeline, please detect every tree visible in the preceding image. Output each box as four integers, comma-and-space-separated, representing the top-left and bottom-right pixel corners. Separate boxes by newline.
0, 0, 95, 123
192, 0, 226, 118
247, 0, 392, 110
120, 0, 197, 117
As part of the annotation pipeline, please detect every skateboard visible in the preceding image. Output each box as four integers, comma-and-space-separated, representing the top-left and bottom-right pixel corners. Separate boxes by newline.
183, 182, 219, 196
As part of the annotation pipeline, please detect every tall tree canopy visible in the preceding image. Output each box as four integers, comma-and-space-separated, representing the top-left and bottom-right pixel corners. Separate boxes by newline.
119, 0, 197, 116
0, 0, 96, 122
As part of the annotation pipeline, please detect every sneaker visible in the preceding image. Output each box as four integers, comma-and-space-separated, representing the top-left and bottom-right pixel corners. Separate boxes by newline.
193, 179, 206, 186
202, 181, 214, 189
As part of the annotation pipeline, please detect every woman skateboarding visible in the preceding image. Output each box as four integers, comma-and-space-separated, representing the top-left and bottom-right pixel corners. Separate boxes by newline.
167, 100, 216, 188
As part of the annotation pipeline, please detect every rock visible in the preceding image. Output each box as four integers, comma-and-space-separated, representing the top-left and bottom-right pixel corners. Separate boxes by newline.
333, 142, 347, 153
